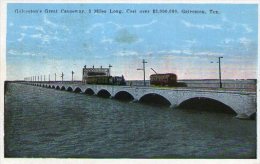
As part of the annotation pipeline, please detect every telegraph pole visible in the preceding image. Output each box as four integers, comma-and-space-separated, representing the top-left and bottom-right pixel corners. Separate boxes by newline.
44, 75, 45, 81
55, 73, 56, 82
137, 59, 147, 86
71, 71, 74, 82
61, 72, 64, 82
218, 57, 223, 88
211, 56, 224, 88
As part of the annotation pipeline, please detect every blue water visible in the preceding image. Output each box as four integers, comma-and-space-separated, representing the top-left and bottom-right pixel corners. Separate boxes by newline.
4, 83, 256, 158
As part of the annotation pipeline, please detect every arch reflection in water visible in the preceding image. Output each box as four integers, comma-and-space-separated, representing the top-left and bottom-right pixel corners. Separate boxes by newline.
114, 91, 134, 102
67, 87, 73, 92
139, 93, 171, 107
85, 88, 95, 95
74, 87, 82, 93
97, 89, 111, 98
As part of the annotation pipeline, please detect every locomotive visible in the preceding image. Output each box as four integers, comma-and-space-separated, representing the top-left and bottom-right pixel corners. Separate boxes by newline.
150, 73, 186, 87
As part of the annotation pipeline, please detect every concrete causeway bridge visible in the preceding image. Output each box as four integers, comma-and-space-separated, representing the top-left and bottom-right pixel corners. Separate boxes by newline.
23, 82, 256, 119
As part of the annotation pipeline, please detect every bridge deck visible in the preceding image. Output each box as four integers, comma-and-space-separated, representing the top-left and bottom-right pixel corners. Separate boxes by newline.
28, 82, 256, 95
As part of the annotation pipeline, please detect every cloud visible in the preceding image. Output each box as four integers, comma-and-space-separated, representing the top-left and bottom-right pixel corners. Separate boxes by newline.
241, 24, 253, 33
221, 15, 253, 33
43, 15, 70, 32
19, 16, 69, 44
20, 25, 46, 33
115, 29, 139, 44
185, 39, 197, 45
223, 38, 234, 44
132, 20, 158, 28
100, 37, 114, 44
85, 21, 126, 34
17, 33, 26, 42
181, 20, 222, 30
85, 23, 104, 34
106, 21, 123, 29
195, 51, 223, 56
30, 33, 60, 44
158, 49, 223, 57
85, 20, 158, 35
113, 50, 139, 57
239, 37, 252, 49
8, 49, 47, 57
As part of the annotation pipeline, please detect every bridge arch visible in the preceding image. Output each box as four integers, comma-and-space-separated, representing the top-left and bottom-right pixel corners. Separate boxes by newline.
178, 97, 236, 114
74, 87, 82, 93
139, 93, 171, 107
48, 85, 51, 88
67, 86, 73, 92
85, 88, 95, 95
52, 85, 55, 89
60, 86, 66, 90
114, 91, 134, 101
97, 89, 111, 98
56, 86, 60, 90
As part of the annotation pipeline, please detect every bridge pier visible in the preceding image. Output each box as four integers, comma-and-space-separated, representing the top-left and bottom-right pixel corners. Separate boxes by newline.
130, 99, 139, 103
235, 113, 252, 120
170, 104, 178, 109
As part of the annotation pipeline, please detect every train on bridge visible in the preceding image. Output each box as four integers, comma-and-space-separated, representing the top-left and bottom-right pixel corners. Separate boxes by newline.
82, 65, 186, 87
150, 73, 187, 87
82, 65, 126, 85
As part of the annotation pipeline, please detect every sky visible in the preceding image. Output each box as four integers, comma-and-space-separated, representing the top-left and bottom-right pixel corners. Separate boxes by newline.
6, 3, 258, 81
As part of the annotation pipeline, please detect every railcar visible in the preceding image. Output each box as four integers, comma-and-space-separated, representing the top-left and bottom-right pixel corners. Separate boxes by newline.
86, 76, 126, 85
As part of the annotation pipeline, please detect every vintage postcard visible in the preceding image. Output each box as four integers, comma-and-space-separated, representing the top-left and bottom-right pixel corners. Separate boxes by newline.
0, 0, 259, 163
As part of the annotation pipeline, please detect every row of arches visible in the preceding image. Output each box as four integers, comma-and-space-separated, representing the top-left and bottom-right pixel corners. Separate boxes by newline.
31, 83, 239, 115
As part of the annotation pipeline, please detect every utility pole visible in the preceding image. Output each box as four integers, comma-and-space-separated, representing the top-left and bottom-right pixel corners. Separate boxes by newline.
218, 57, 223, 88
55, 73, 56, 82
38, 76, 39, 81
71, 71, 74, 82
137, 59, 147, 86
61, 72, 64, 82
211, 56, 224, 88
44, 75, 45, 81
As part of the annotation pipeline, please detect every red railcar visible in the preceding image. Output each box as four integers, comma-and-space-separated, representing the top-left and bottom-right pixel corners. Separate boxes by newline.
150, 73, 177, 86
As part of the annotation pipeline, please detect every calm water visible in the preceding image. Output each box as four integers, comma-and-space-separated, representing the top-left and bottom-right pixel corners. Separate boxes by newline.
4, 83, 256, 158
